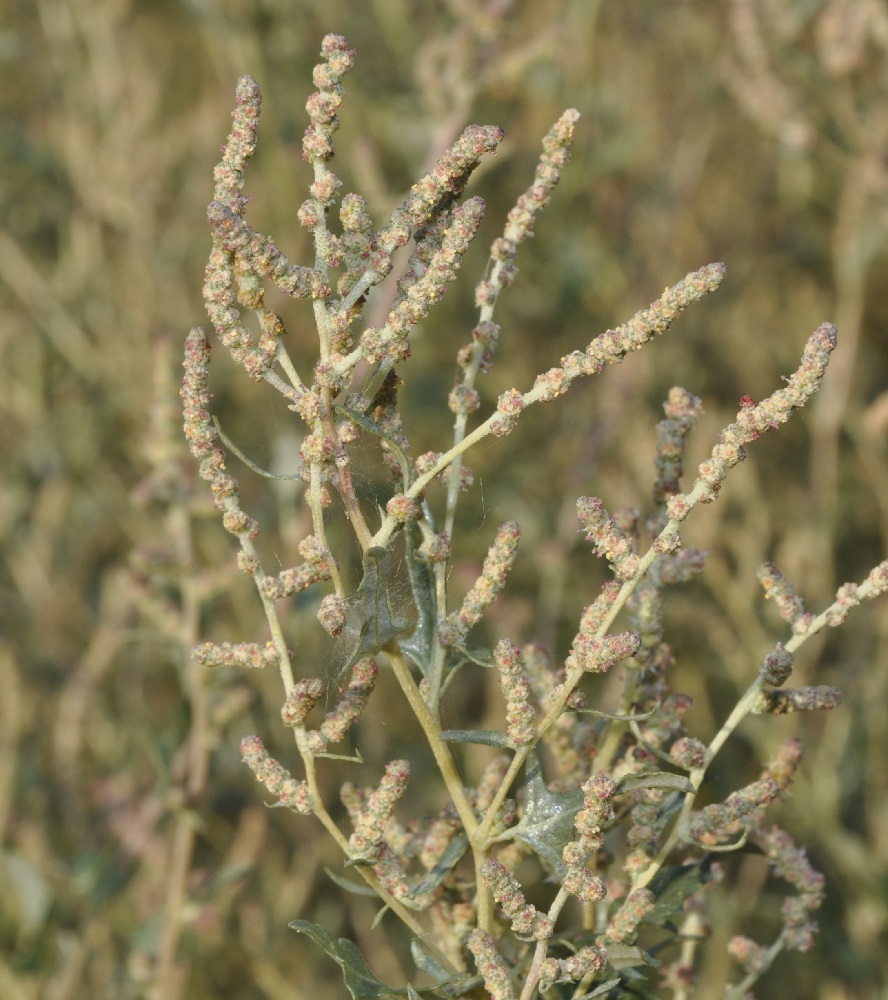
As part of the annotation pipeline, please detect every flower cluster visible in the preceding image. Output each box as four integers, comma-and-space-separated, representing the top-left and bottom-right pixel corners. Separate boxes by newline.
182, 35, 886, 1000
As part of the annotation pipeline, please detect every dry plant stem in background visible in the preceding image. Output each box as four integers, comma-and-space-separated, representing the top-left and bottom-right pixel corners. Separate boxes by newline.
182, 34, 888, 1000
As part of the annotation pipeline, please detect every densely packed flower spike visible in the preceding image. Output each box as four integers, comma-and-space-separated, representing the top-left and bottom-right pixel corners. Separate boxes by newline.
438, 521, 521, 646
192, 641, 280, 671
347, 759, 411, 861
240, 734, 313, 814
182, 36, 888, 1000
480, 858, 553, 940
467, 929, 516, 1000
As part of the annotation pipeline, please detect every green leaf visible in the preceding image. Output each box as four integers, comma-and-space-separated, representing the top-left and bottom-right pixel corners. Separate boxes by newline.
322, 866, 380, 897
449, 643, 495, 668
439, 729, 513, 748
289, 919, 403, 998
409, 832, 469, 898
512, 753, 584, 876
604, 944, 660, 971
330, 546, 419, 678
575, 979, 622, 998
613, 771, 694, 796
398, 523, 438, 681
211, 415, 302, 480
644, 860, 712, 928
410, 940, 451, 981
576, 705, 657, 723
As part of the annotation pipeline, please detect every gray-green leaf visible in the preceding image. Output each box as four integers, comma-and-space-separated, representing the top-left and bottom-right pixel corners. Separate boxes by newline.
512, 753, 585, 877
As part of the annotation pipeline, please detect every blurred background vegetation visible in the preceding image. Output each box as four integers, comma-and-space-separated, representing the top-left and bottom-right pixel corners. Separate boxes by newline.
2, 0, 888, 997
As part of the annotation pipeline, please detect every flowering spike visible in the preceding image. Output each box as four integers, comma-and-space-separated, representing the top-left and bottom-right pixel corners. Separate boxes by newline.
480, 858, 553, 940
193, 641, 279, 670
348, 759, 411, 861
466, 929, 516, 1000
240, 735, 312, 814
438, 521, 520, 646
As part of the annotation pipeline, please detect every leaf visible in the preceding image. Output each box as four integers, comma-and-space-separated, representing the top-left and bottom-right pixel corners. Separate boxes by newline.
398, 523, 438, 680
575, 979, 622, 999
613, 771, 694, 796
330, 546, 419, 678
512, 753, 585, 877
289, 919, 403, 998
644, 860, 712, 928
410, 940, 452, 981
212, 415, 302, 480
576, 705, 657, 723
322, 867, 380, 897
439, 644, 494, 698
604, 944, 660, 971
598, 951, 662, 998
450, 643, 495, 668
291, 918, 478, 999
439, 729, 513, 748
409, 832, 469, 898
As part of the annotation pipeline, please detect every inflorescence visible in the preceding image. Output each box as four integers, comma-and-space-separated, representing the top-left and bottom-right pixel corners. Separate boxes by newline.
182, 33, 888, 1000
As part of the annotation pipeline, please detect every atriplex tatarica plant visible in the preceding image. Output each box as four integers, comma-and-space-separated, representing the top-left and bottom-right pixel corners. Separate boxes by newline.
183, 33, 888, 1000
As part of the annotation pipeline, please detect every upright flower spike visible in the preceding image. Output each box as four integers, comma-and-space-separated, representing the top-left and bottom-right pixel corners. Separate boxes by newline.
565, 580, 639, 678
206, 202, 329, 301
535, 263, 727, 403
203, 238, 276, 380
181, 327, 258, 539
213, 74, 262, 213
756, 562, 812, 634
471, 108, 581, 324
359, 197, 487, 366
303, 34, 355, 167
688, 777, 780, 846
338, 192, 374, 300
466, 929, 516, 1000
347, 759, 411, 861
370, 843, 411, 902
666, 324, 837, 522
652, 386, 703, 507
576, 771, 617, 845
604, 888, 656, 944
204, 77, 293, 381
559, 770, 613, 908
577, 496, 641, 580
474, 755, 512, 812
376, 125, 505, 257
493, 639, 536, 747
281, 677, 326, 728
438, 521, 520, 646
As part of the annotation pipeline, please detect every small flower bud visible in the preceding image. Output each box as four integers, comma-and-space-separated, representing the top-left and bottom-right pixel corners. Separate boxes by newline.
318, 594, 348, 638
759, 642, 794, 686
